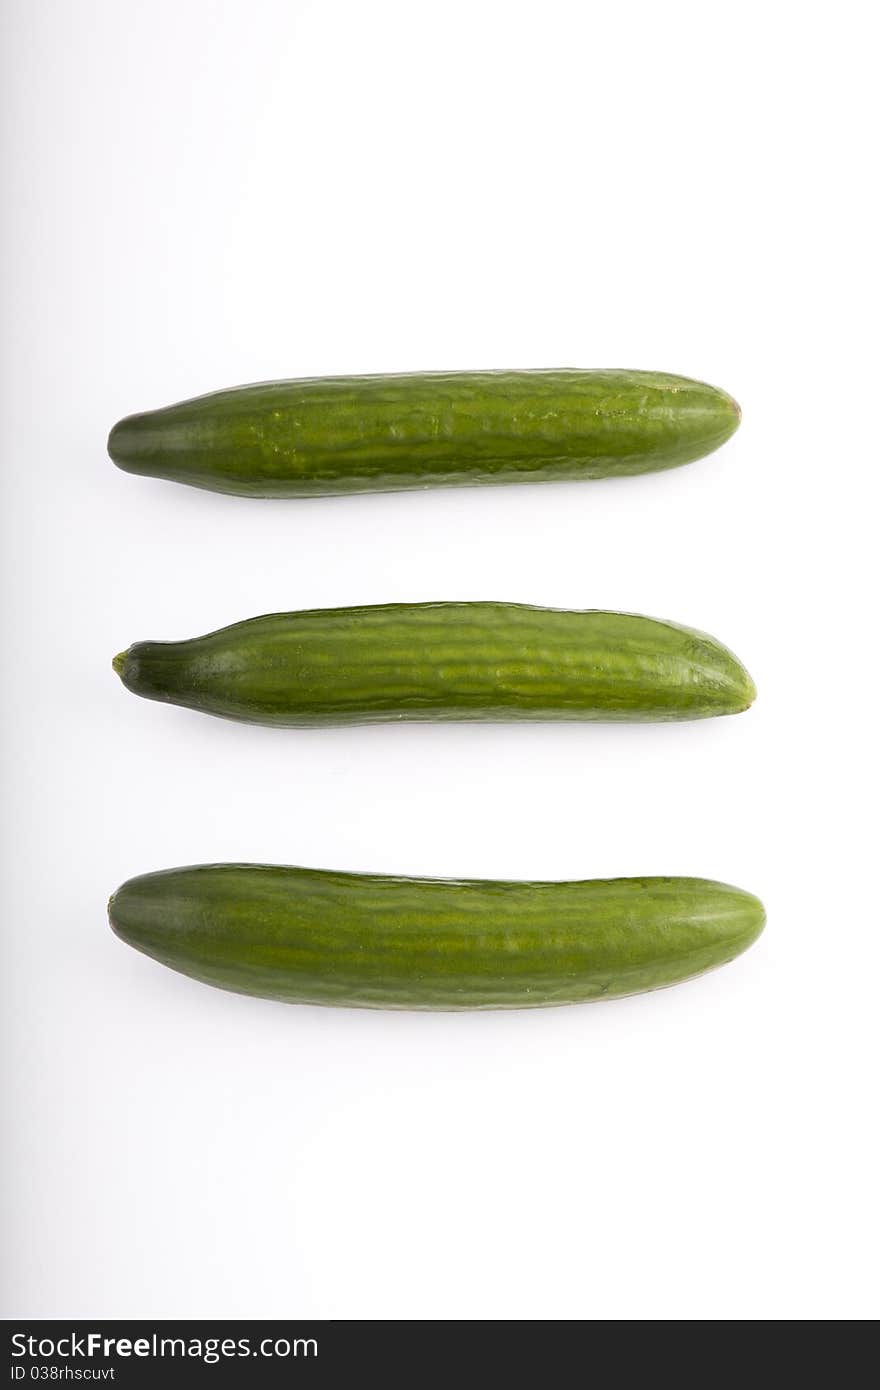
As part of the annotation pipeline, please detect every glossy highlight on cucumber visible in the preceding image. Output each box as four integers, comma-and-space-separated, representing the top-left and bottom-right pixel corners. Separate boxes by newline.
108, 369, 741, 498
109, 865, 766, 1011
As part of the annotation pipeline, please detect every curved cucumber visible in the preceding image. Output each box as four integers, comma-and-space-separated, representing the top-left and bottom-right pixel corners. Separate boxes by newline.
113, 602, 755, 727
108, 369, 740, 497
109, 865, 765, 1010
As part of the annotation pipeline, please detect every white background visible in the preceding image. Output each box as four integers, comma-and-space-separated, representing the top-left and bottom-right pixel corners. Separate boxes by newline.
3, 0, 877, 1320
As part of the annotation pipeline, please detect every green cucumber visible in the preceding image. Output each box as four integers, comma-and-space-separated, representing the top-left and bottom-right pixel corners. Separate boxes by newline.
107, 369, 740, 497
113, 602, 755, 727
109, 865, 765, 1010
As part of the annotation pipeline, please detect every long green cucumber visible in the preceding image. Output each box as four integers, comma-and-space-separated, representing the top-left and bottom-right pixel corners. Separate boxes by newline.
113, 602, 755, 726
109, 865, 765, 1010
107, 369, 740, 497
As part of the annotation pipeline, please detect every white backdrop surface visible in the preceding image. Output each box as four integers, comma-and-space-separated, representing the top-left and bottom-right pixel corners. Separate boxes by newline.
2, 0, 877, 1319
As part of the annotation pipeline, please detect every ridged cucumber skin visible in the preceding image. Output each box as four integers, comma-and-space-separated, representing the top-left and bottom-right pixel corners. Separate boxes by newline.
113, 602, 755, 727
109, 866, 765, 1010
107, 370, 740, 498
